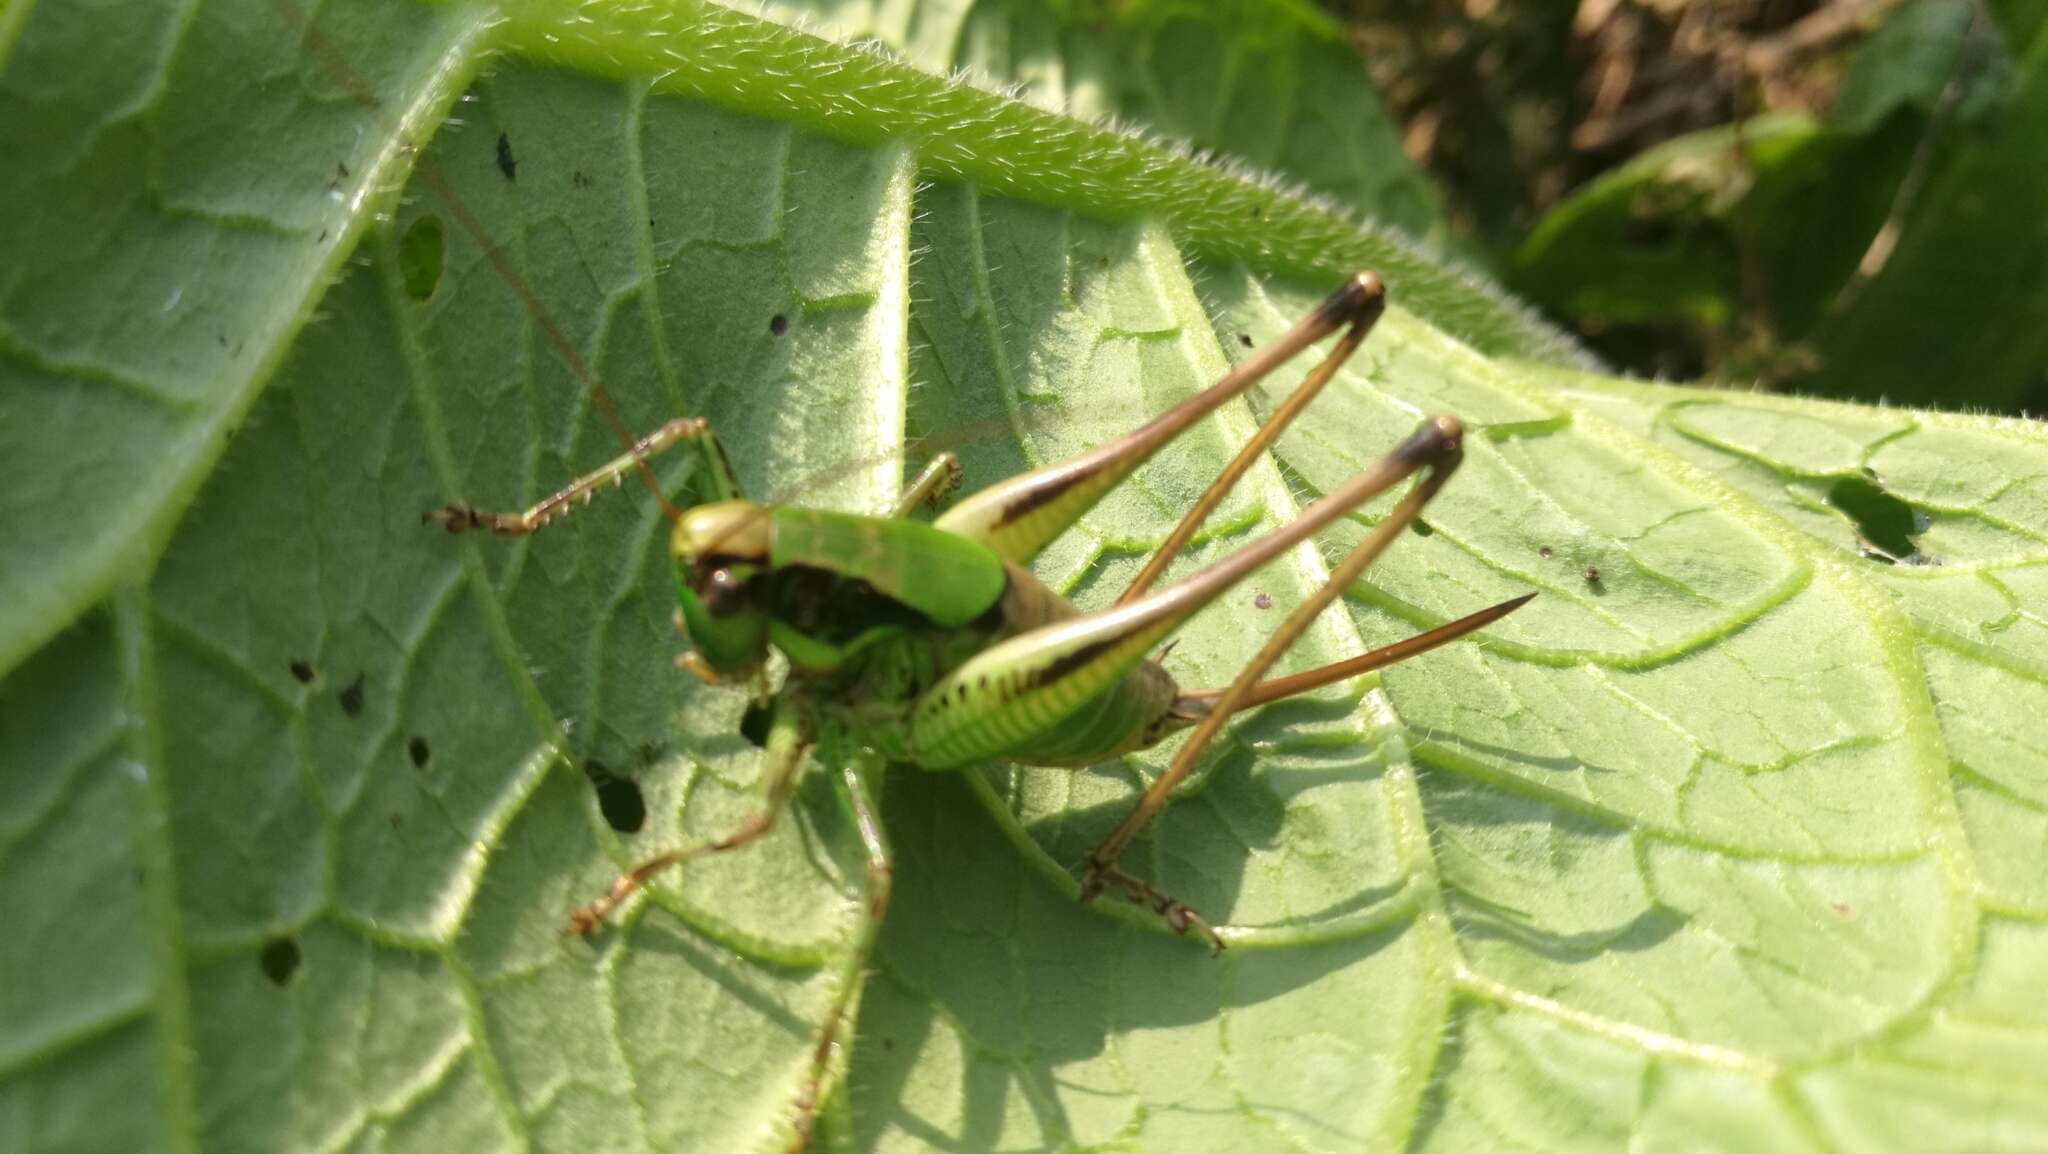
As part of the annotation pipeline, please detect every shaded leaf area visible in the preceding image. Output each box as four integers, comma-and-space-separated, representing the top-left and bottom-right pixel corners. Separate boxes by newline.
754, 0, 1447, 242
4, 5, 2048, 1154
1512, 0, 2048, 410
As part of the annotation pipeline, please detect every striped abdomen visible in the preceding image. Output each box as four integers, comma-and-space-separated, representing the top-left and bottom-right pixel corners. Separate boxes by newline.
904, 565, 1195, 770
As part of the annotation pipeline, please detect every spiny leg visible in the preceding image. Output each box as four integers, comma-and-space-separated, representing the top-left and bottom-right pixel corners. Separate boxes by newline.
426, 415, 743, 536
1091, 602, 1536, 955
933, 272, 1387, 565
784, 757, 892, 1153
1117, 276, 1386, 606
912, 419, 1474, 772
566, 698, 809, 936
1088, 862, 1225, 954
1079, 418, 1525, 939
887, 451, 963, 518
1177, 592, 1535, 715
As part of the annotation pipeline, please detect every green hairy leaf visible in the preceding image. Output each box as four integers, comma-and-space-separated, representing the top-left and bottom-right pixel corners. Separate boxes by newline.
3, 2, 2046, 1152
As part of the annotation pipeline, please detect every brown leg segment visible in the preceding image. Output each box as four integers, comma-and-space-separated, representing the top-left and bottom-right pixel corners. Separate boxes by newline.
934, 272, 1386, 565
1078, 417, 1524, 947
1116, 274, 1385, 606
1177, 592, 1536, 715
426, 415, 739, 537
565, 698, 810, 936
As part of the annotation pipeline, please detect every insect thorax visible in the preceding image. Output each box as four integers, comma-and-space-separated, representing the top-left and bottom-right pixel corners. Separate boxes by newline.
767, 562, 999, 755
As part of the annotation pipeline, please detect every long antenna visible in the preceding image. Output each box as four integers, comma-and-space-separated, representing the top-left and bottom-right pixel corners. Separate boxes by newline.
273, 0, 681, 521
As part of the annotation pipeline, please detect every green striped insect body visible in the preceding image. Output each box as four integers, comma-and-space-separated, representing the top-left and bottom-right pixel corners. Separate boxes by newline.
672, 499, 1182, 771
428, 272, 1531, 1151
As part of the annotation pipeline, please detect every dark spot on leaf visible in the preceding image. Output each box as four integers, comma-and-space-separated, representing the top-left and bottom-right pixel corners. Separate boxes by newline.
408, 736, 430, 769
1410, 519, 1434, 538
316, 228, 327, 243
339, 673, 366, 718
260, 937, 301, 986
1537, 546, 1553, 559
1253, 592, 1272, 610
1827, 476, 1926, 564
769, 313, 790, 337
399, 216, 444, 301
585, 759, 646, 832
740, 700, 774, 748
288, 660, 317, 685
388, 812, 403, 829
1238, 333, 1254, 348
638, 741, 666, 767
596, 776, 645, 833
495, 132, 517, 181
1584, 565, 1602, 585
572, 169, 593, 189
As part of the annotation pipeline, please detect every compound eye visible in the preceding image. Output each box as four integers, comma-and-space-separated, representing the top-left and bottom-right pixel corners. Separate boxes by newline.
700, 566, 750, 616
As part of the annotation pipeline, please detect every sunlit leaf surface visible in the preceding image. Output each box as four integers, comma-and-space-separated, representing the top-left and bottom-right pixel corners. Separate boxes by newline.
4, 2, 2046, 1152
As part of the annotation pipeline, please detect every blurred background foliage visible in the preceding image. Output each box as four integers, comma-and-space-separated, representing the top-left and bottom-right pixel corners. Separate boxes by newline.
1334, 0, 2048, 413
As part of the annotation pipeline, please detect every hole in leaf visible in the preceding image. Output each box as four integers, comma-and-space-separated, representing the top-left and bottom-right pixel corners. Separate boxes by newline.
259, 937, 301, 986
407, 736, 430, 769
398, 216, 444, 301
1826, 476, 1924, 563
583, 759, 646, 833
288, 659, 317, 685
740, 699, 774, 748
338, 673, 366, 718
597, 777, 645, 833
768, 313, 790, 337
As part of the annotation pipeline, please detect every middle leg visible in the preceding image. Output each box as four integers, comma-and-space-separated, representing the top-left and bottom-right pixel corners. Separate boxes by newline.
566, 696, 810, 935
782, 757, 893, 1152
887, 451, 963, 518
